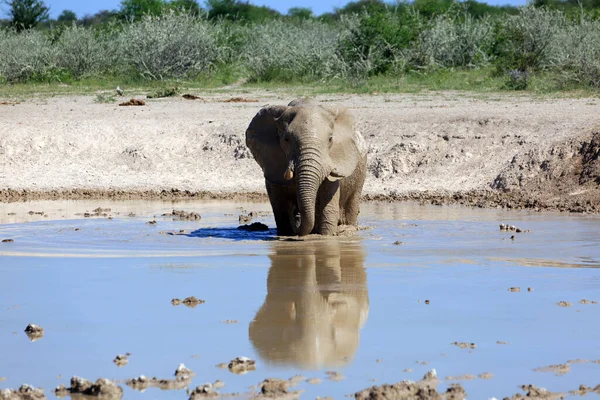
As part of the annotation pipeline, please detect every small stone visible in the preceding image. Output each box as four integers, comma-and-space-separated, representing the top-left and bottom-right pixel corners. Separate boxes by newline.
451, 342, 476, 349
508, 287, 521, 292
24, 324, 44, 341
478, 372, 494, 379
175, 363, 194, 378
228, 357, 256, 375
182, 296, 205, 308
171, 298, 182, 306
213, 380, 225, 389
424, 300, 430, 304
579, 299, 598, 305
237, 222, 269, 232
393, 241, 403, 245
113, 354, 128, 367
325, 371, 345, 381
423, 369, 437, 380
189, 383, 217, 399
2, 239, 14, 243
527, 287, 534, 292
557, 301, 572, 307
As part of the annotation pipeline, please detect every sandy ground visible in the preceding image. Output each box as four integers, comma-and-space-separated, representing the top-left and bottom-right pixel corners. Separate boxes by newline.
1, 90, 599, 211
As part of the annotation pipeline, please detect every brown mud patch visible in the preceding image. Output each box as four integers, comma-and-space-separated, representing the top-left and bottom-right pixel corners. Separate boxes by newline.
221, 97, 259, 103
113, 354, 129, 367
162, 209, 201, 221
0, 189, 268, 203
172, 296, 205, 307
534, 363, 571, 376
353, 370, 466, 400
254, 378, 302, 399
451, 342, 476, 349
0, 385, 45, 400
55, 377, 122, 399
127, 363, 195, 391
182, 94, 204, 100
118, 99, 145, 106
228, 357, 256, 375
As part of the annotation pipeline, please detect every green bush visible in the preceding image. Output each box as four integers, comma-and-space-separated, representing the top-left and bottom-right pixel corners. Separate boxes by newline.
0, 4, 600, 90
55, 24, 117, 78
242, 19, 342, 82
118, 11, 220, 79
414, 12, 494, 68
0, 29, 57, 82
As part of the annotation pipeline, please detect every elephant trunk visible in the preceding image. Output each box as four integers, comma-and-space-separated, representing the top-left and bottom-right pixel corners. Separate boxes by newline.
296, 147, 326, 236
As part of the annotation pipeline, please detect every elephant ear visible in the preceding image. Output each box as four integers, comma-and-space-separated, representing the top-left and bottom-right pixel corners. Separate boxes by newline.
245, 105, 289, 185
327, 107, 367, 180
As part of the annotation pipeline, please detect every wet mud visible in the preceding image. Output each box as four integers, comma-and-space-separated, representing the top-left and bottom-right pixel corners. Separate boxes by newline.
228, 357, 256, 375
55, 377, 122, 399
353, 370, 466, 400
0, 385, 45, 400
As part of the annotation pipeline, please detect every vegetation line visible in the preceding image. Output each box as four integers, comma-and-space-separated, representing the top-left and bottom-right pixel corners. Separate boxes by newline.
1, 0, 600, 93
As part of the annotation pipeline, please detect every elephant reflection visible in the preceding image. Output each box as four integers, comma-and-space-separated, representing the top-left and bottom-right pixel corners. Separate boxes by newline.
249, 239, 368, 369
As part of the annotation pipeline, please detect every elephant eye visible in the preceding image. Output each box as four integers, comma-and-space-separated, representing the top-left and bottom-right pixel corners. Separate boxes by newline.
328, 136, 333, 143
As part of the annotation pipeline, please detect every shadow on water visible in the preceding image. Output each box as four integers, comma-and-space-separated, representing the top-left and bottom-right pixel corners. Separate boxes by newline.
175, 227, 279, 241
249, 238, 369, 370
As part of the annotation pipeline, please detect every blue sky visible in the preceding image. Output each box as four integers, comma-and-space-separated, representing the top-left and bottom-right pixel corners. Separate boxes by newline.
4, 0, 526, 19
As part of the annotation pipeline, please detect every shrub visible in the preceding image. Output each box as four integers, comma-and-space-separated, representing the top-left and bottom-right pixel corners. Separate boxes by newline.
117, 11, 220, 79
414, 12, 494, 68
241, 19, 342, 82
494, 7, 566, 73
0, 29, 57, 82
54, 24, 118, 78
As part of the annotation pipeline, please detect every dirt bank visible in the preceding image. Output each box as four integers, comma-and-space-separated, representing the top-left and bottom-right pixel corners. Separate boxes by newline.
1, 91, 598, 211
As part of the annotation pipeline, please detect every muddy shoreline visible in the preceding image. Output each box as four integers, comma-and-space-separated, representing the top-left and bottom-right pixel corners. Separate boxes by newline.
1, 92, 598, 212
1, 188, 598, 213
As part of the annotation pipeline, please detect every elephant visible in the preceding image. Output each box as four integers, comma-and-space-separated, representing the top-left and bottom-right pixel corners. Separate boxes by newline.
245, 98, 367, 236
248, 238, 369, 369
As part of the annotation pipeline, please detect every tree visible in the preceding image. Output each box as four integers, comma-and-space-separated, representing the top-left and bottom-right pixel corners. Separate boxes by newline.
80, 9, 119, 26
119, 0, 168, 20
57, 9, 77, 22
206, 0, 280, 22
170, 0, 201, 15
4, 0, 50, 31
287, 7, 313, 19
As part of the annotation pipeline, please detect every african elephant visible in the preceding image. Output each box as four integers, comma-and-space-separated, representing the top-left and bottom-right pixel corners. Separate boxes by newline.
245, 98, 367, 236
249, 238, 369, 369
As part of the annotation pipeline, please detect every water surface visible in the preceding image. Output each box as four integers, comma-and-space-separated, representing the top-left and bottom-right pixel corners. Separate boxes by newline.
1, 200, 599, 399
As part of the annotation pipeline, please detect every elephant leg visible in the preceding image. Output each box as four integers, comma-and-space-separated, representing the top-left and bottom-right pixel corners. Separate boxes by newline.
315, 180, 341, 236
342, 190, 361, 226
339, 157, 366, 226
266, 181, 295, 236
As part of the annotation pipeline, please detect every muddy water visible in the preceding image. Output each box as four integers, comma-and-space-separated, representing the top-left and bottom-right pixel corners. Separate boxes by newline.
1, 199, 599, 399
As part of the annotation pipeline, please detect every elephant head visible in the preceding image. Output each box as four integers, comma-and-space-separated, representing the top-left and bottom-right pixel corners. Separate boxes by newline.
246, 99, 366, 236
248, 238, 369, 369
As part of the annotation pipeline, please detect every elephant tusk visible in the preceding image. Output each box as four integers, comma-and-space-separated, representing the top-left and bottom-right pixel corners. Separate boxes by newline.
284, 168, 294, 180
